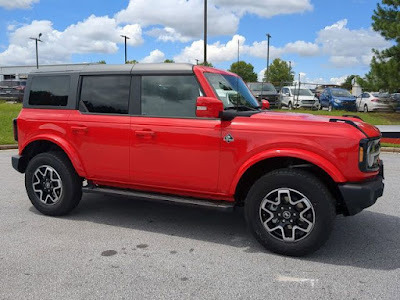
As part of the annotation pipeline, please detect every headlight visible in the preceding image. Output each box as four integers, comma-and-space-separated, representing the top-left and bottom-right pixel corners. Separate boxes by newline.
334, 98, 341, 104
359, 138, 380, 172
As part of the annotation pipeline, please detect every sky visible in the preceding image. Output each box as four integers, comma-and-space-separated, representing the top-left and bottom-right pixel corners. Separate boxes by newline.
0, 0, 391, 84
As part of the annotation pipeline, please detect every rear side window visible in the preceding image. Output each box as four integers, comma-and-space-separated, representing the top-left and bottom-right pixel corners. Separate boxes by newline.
141, 75, 201, 118
29, 76, 69, 106
79, 76, 130, 114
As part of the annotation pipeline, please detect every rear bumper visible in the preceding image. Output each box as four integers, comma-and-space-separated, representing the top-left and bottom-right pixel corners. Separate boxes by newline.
12, 155, 26, 173
339, 161, 384, 216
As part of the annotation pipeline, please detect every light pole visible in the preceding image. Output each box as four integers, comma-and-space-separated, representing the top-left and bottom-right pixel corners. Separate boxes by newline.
204, 0, 207, 65
29, 33, 42, 69
120, 35, 130, 63
266, 33, 271, 82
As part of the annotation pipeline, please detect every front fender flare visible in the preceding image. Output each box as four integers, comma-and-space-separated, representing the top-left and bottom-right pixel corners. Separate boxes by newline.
229, 148, 347, 195
21, 134, 87, 177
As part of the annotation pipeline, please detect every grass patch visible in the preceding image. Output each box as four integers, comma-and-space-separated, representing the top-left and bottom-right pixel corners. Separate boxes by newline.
381, 143, 400, 148
277, 109, 400, 125
0, 100, 22, 144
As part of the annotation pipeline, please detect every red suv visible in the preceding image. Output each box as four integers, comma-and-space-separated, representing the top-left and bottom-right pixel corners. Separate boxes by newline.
12, 64, 384, 256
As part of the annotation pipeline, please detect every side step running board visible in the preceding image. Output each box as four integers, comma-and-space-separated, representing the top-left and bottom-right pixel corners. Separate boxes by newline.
82, 186, 235, 211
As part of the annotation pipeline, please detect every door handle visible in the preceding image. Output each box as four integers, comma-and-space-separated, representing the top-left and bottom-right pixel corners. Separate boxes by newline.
71, 126, 88, 134
135, 130, 156, 138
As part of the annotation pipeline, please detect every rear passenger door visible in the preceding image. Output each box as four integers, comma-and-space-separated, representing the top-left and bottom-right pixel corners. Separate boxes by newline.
130, 75, 221, 194
68, 75, 131, 184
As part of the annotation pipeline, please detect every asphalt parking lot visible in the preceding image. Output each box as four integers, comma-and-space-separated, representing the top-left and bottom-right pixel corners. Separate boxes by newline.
0, 150, 399, 300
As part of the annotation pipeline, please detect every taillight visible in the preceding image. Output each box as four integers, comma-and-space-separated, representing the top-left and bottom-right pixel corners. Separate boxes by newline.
13, 119, 18, 142
371, 98, 379, 102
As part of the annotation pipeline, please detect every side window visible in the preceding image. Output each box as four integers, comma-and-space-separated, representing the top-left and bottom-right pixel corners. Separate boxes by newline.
282, 88, 289, 94
141, 75, 201, 118
79, 75, 130, 114
29, 76, 69, 106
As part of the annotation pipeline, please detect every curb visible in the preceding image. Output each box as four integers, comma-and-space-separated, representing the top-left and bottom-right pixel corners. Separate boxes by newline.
381, 147, 400, 153
0, 144, 18, 150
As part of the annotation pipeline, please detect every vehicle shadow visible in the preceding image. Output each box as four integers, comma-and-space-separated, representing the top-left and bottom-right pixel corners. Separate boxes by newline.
30, 193, 400, 270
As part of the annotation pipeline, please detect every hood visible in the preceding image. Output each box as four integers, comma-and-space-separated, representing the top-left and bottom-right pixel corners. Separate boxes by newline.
333, 96, 356, 101
250, 111, 380, 138
291, 95, 316, 100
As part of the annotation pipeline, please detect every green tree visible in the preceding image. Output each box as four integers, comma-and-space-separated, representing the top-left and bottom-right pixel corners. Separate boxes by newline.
228, 61, 258, 82
164, 59, 175, 63
264, 58, 294, 84
363, 0, 400, 92
97, 60, 106, 64
126, 60, 138, 64
341, 75, 357, 90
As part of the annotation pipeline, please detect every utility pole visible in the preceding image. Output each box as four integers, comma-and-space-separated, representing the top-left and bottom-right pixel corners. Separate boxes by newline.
266, 33, 271, 82
195, 59, 199, 65
120, 35, 130, 63
204, 0, 207, 65
29, 33, 42, 69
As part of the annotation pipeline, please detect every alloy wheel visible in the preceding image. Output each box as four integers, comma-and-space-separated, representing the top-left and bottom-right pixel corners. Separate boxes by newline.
259, 188, 315, 242
32, 165, 63, 205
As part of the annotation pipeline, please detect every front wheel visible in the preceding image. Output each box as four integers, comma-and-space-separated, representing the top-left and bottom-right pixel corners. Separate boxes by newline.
288, 102, 293, 110
245, 169, 336, 256
363, 104, 368, 113
25, 151, 82, 216
328, 104, 333, 111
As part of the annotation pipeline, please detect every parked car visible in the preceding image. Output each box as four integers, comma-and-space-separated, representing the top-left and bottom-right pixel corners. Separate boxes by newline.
0, 80, 26, 102
315, 84, 340, 99
280, 86, 319, 109
247, 82, 280, 108
391, 93, 400, 111
12, 64, 384, 256
319, 88, 357, 111
356, 92, 397, 112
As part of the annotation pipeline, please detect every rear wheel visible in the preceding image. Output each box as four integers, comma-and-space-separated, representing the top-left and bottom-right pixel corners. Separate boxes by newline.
244, 169, 336, 256
25, 151, 82, 216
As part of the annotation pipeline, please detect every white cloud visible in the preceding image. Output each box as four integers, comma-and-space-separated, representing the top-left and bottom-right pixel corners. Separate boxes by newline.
140, 49, 165, 63
316, 19, 391, 67
213, 0, 313, 17
117, 0, 312, 42
174, 35, 319, 63
117, 0, 239, 40
0, 0, 39, 9
330, 75, 348, 85
146, 27, 192, 43
0, 16, 143, 65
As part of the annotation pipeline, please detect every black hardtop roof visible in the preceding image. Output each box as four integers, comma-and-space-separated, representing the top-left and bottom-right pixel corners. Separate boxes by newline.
29, 63, 195, 75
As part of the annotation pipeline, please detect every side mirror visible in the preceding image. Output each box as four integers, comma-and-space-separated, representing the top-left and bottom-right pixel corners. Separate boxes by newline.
261, 99, 270, 110
196, 96, 224, 118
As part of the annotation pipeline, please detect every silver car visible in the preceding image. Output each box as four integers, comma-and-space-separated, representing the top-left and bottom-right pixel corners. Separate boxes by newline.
356, 92, 397, 112
280, 86, 319, 109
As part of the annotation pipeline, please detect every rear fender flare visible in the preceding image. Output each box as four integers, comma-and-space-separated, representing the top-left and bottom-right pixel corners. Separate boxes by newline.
21, 135, 87, 177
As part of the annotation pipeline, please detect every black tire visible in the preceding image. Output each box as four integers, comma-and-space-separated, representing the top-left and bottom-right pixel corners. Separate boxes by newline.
25, 151, 82, 216
244, 169, 336, 256
288, 102, 293, 110
363, 104, 368, 113
328, 104, 333, 111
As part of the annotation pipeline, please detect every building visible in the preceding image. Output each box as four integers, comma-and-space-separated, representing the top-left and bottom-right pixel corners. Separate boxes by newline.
0, 63, 100, 81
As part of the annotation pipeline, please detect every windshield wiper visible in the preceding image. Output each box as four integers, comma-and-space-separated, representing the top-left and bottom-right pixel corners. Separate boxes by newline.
225, 105, 259, 111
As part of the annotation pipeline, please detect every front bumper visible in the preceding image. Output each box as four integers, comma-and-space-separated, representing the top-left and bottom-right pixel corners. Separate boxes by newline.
338, 161, 384, 216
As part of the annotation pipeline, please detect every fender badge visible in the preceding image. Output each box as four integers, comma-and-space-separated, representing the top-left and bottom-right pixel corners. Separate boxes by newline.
224, 134, 234, 143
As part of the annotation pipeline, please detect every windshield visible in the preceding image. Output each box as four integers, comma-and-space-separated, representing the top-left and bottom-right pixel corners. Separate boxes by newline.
205, 73, 260, 109
291, 88, 314, 96
248, 82, 276, 92
331, 88, 353, 97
